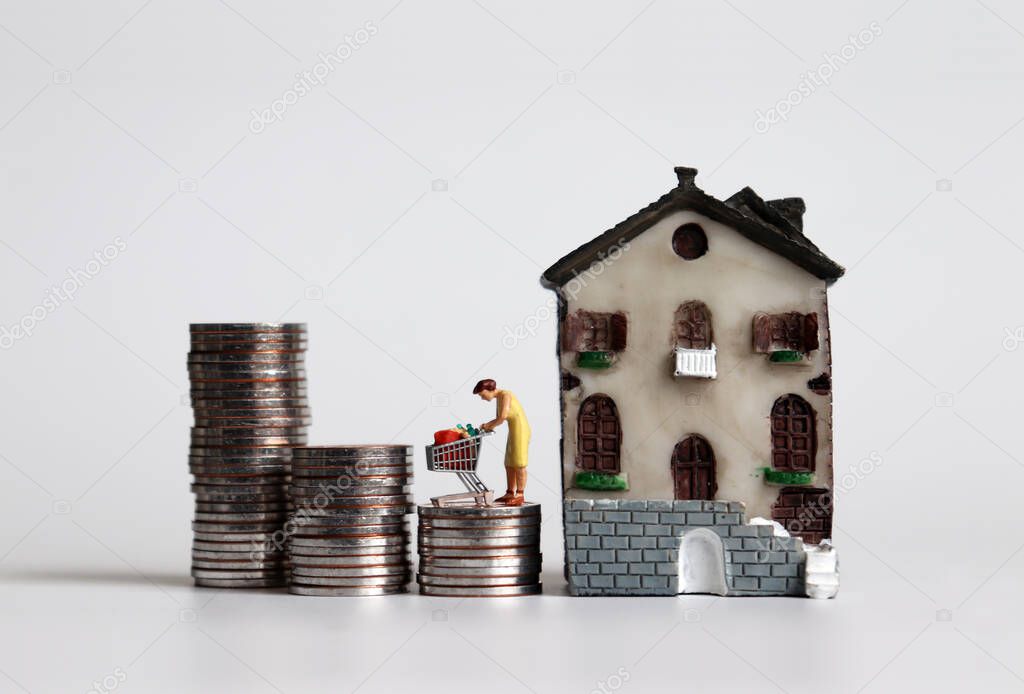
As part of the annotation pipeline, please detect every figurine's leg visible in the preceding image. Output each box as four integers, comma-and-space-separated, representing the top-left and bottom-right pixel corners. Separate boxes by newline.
506, 468, 527, 506
494, 467, 515, 504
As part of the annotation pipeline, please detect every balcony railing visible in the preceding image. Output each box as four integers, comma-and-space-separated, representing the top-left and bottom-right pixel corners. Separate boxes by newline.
673, 344, 717, 379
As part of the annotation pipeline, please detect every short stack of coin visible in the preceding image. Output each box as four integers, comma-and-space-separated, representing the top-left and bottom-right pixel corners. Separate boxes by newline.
417, 503, 542, 597
287, 445, 414, 596
188, 323, 310, 588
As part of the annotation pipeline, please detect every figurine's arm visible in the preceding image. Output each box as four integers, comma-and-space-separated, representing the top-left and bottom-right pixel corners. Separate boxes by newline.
482, 393, 510, 431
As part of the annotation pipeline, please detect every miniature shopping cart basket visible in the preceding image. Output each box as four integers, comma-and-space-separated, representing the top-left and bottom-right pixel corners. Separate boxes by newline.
425, 432, 494, 507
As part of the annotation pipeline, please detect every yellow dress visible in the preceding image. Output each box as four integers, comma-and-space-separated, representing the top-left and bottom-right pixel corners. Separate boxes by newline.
500, 390, 531, 469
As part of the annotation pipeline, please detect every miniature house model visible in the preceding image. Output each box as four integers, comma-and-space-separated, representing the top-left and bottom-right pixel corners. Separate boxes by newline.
542, 167, 844, 598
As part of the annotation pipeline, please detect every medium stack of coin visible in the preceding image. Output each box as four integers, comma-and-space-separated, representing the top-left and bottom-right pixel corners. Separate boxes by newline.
188, 323, 310, 588
286, 445, 414, 596
417, 503, 542, 597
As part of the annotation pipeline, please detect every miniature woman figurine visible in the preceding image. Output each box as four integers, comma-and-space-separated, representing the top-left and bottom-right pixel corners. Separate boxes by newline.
474, 379, 530, 506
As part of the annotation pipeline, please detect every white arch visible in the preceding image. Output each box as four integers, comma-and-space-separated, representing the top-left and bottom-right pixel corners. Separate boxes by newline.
677, 528, 727, 595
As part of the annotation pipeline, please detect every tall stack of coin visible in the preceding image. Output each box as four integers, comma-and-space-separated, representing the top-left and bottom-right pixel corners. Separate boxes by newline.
286, 445, 414, 596
416, 504, 542, 597
188, 323, 310, 588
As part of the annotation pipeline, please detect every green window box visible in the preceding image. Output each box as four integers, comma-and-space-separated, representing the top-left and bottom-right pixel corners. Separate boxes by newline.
762, 467, 814, 485
574, 470, 629, 491
577, 351, 615, 369
769, 350, 804, 363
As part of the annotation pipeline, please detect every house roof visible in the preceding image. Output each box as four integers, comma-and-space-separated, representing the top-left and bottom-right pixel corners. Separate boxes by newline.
540, 167, 845, 288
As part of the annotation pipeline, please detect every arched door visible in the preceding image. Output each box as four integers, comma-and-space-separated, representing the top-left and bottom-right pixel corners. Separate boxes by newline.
770, 395, 816, 471
672, 434, 716, 500
577, 395, 621, 473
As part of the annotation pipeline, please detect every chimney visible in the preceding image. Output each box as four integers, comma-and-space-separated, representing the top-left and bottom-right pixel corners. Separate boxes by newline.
766, 197, 805, 232
674, 166, 700, 191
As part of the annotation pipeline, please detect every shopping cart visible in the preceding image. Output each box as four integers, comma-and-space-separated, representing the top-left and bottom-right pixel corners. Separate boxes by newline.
425, 431, 494, 507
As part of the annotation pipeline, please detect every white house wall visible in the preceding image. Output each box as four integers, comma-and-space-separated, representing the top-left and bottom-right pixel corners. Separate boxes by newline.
558, 209, 833, 520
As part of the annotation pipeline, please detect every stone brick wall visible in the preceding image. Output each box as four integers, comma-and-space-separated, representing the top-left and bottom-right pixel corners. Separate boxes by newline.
564, 499, 805, 597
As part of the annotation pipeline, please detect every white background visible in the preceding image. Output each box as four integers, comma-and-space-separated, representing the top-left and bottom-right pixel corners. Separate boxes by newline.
1, 1, 1023, 692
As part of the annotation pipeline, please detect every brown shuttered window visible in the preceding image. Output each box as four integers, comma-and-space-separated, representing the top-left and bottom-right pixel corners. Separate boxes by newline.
753, 312, 819, 354
563, 310, 628, 352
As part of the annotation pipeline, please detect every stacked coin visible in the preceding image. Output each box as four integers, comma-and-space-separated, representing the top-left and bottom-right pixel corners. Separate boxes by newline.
287, 445, 414, 596
417, 504, 542, 597
188, 323, 310, 588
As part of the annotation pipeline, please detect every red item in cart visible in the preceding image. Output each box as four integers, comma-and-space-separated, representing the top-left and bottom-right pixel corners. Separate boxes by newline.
434, 429, 462, 446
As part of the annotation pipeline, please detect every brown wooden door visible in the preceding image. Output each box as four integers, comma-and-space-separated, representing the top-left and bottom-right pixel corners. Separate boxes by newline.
771, 487, 832, 544
770, 395, 816, 471
672, 435, 716, 500
674, 301, 712, 349
577, 395, 621, 472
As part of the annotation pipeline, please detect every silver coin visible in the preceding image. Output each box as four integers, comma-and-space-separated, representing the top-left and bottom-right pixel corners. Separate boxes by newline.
192, 531, 283, 542
189, 376, 306, 387
418, 584, 541, 597
287, 491, 413, 504
288, 484, 412, 498
288, 511, 410, 524
293, 445, 413, 456
194, 512, 288, 523
192, 559, 286, 570
192, 521, 284, 532
191, 404, 310, 416
291, 564, 409, 578
194, 507, 288, 519
418, 534, 539, 548
190, 388, 308, 401
416, 574, 539, 587
289, 521, 409, 534
190, 481, 288, 491
195, 577, 287, 589
419, 556, 543, 570
286, 506, 410, 519
190, 465, 289, 477
193, 419, 311, 430
418, 527, 541, 539
417, 546, 540, 559
418, 517, 541, 529
288, 474, 414, 487
190, 322, 307, 332
418, 502, 540, 518
193, 539, 282, 551
286, 547, 409, 560
189, 333, 308, 344
289, 552, 411, 566
191, 483, 288, 495
192, 424, 308, 436
291, 464, 414, 476
288, 574, 409, 587
189, 450, 294, 462
193, 493, 288, 505
191, 568, 287, 579
287, 535, 408, 548
193, 396, 311, 408
289, 530, 408, 542
187, 354, 305, 364
190, 436, 308, 448
192, 552, 284, 560
287, 584, 406, 597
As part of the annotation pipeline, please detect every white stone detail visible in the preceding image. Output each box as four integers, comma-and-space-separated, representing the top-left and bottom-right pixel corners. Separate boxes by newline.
748, 516, 790, 537
673, 344, 717, 379
804, 541, 839, 599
